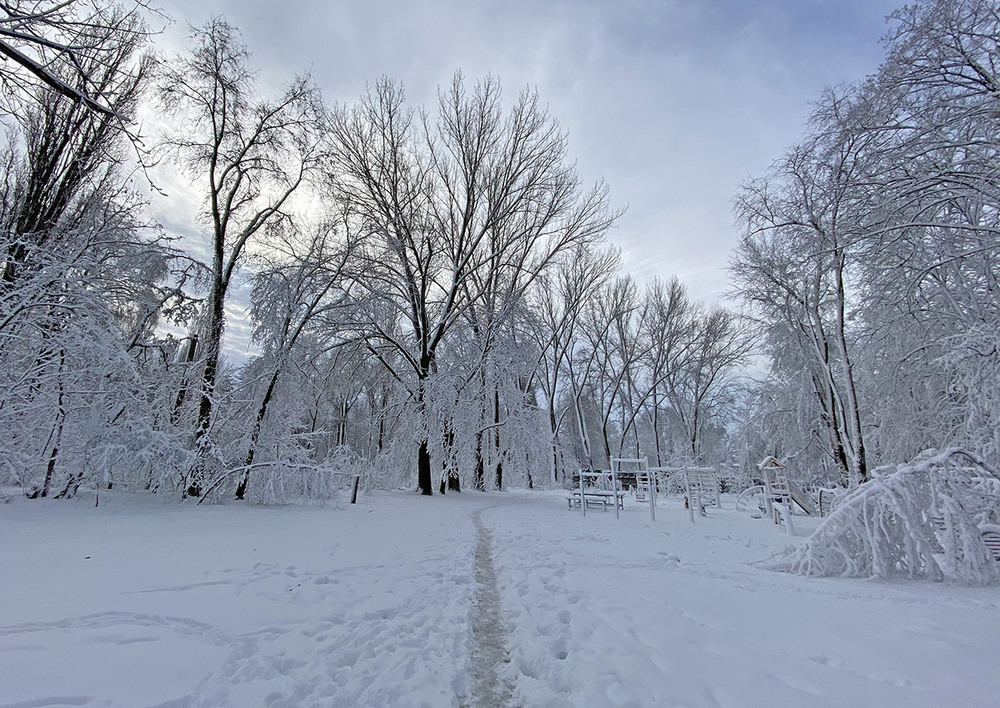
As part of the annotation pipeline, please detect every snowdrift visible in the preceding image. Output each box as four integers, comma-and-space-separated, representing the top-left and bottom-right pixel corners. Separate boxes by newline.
769, 449, 1000, 585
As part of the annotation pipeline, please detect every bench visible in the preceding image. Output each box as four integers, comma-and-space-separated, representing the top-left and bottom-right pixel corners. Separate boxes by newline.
567, 489, 625, 511
929, 515, 1000, 561
979, 524, 1000, 561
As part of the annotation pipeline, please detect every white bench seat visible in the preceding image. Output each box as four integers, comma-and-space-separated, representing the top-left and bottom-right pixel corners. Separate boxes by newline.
980, 524, 1000, 561
568, 489, 625, 511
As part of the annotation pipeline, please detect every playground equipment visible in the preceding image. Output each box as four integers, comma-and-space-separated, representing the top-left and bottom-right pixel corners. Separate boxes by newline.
735, 484, 765, 513
680, 467, 720, 520
570, 469, 625, 519
817, 487, 845, 516
612, 457, 655, 520
787, 480, 818, 515
759, 456, 789, 519
568, 459, 723, 525
756, 456, 819, 528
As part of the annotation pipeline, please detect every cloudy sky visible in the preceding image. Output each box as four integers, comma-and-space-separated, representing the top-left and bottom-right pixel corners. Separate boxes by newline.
152, 0, 901, 304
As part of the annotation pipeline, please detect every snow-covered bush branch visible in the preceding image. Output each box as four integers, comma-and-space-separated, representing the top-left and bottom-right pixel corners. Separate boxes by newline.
769, 449, 1000, 585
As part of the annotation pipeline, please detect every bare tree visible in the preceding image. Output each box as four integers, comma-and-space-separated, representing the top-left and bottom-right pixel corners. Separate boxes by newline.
1, 6, 151, 286
660, 306, 750, 463
576, 275, 644, 467
157, 18, 324, 497
0, 1, 155, 117
232, 217, 355, 499
326, 74, 617, 495
525, 244, 618, 481
730, 0, 1000, 480
0, 5, 173, 499
636, 277, 695, 466
733, 125, 873, 484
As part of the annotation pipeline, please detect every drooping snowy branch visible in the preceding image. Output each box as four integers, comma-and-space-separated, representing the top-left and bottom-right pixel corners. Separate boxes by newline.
770, 448, 1000, 585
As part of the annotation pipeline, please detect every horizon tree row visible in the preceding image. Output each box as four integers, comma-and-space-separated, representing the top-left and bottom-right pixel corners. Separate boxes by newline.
0, 6, 757, 501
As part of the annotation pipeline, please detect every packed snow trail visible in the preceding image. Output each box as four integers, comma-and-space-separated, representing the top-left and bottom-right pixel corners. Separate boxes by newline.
467, 508, 514, 708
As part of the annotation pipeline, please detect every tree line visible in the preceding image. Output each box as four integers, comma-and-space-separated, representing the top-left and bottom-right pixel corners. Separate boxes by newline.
0, 3, 750, 501
4, 0, 994, 503
731, 0, 1000, 487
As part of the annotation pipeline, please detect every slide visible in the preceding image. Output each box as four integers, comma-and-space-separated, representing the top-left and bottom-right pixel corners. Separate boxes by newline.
787, 480, 817, 516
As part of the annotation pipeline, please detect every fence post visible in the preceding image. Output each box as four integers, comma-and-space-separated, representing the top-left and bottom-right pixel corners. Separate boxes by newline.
611, 467, 620, 520
350, 475, 360, 504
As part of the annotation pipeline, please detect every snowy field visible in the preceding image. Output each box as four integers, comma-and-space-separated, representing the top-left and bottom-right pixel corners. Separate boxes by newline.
2, 490, 999, 707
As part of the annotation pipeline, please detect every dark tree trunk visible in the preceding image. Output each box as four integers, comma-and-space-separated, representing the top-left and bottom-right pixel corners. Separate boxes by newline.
417, 439, 433, 495
813, 373, 851, 484
440, 421, 459, 493
493, 389, 503, 490
474, 430, 486, 491
549, 406, 561, 483
169, 335, 198, 426
415, 355, 436, 496
40, 349, 66, 499
235, 367, 281, 500
187, 285, 225, 499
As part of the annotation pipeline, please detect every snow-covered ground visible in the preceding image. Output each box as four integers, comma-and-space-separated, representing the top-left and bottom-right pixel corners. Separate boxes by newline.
1, 489, 998, 707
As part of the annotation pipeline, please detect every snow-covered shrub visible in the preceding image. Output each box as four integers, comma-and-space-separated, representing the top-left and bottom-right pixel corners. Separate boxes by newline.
769, 449, 1000, 585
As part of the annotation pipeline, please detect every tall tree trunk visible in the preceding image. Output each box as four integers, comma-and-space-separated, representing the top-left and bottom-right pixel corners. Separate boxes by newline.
474, 429, 486, 491
832, 254, 868, 484
812, 373, 851, 483
418, 438, 433, 495
549, 405, 561, 483
337, 398, 350, 447
416, 357, 435, 494
187, 280, 225, 499
169, 335, 198, 426
235, 367, 281, 500
39, 350, 66, 499
440, 422, 460, 493
493, 388, 503, 490
571, 384, 594, 468
651, 391, 663, 467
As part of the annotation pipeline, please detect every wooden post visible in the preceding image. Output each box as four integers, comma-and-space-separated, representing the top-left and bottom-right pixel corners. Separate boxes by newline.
648, 472, 656, 522
647, 461, 656, 522
685, 468, 695, 523
350, 475, 360, 504
611, 467, 620, 520
580, 471, 587, 518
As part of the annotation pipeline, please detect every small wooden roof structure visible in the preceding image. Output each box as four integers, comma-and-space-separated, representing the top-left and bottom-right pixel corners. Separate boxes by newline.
758, 456, 785, 471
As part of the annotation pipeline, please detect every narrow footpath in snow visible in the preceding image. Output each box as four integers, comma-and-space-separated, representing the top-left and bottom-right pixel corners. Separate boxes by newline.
466, 508, 514, 708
